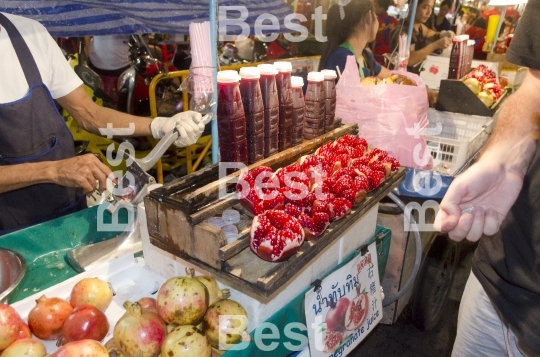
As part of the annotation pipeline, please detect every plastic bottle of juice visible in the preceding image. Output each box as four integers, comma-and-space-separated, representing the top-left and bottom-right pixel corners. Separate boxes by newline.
274, 61, 293, 151
216, 70, 248, 164
304, 71, 325, 140
321, 69, 337, 133
239, 66, 265, 164
291, 76, 305, 146
257, 64, 279, 157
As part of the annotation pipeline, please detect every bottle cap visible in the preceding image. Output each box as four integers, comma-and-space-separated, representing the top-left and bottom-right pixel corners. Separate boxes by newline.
307, 71, 324, 82
221, 224, 239, 235
321, 69, 337, 79
217, 70, 240, 83
257, 64, 278, 75
222, 209, 241, 224
207, 216, 227, 228
291, 76, 304, 87
239, 67, 261, 79
273, 61, 293, 72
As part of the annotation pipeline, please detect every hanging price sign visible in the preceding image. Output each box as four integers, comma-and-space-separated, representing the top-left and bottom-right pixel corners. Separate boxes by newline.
304, 242, 382, 357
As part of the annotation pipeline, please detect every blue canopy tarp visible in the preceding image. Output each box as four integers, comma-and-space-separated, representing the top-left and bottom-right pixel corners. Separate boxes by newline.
0, 0, 293, 36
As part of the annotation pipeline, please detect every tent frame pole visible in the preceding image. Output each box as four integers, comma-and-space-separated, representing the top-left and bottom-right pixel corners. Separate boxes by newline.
210, 0, 219, 164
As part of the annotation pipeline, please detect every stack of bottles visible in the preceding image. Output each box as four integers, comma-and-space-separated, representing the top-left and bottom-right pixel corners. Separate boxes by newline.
216, 70, 248, 163
321, 69, 337, 133
216, 67, 333, 163
291, 76, 306, 146
239, 67, 265, 164
304, 71, 326, 139
274, 62, 293, 152
448, 34, 471, 80
258, 64, 280, 158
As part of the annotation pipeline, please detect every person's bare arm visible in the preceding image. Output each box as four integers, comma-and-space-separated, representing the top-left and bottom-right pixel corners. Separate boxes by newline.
0, 155, 111, 195
55, 86, 153, 136
408, 36, 452, 66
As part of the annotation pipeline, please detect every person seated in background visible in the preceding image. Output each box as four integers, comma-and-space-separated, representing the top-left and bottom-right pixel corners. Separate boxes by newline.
454, 9, 469, 35
319, 0, 390, 79
390, 0, 453, 74
480, 5, 500, 20
373, 0, 399, 65
498, 15, 515, 42
434, 0, 452, 31
465, 17, 487, 59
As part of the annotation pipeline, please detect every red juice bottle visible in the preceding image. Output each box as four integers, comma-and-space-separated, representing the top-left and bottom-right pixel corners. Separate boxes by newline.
258, 64, 279, 158
291, 75, 305, 146
274, 61, 293, 151
239, 66, 265, 164
304, 72, 325, 140
216, 70, 248, 164
321, 69, 337, 133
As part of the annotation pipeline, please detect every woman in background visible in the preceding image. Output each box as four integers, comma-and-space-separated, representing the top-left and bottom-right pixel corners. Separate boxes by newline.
434, 0, 453, 31
390, 0, 453, 73
319, 0, 390, 79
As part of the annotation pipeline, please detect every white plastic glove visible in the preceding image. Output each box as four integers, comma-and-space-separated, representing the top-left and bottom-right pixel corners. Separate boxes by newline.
151, 111, 205, 147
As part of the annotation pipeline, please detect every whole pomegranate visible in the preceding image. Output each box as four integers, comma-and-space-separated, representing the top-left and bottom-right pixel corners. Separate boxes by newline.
185, 268, 230, 306
344, 286, 369, 331
16, 321, 32, 340
325, 297, 350, 332
202, 299, 249, 349
69, 277, 113, 312
28, 296, 73, 340
0, 303, 22, 350
250, 210, 305, 262
0, 338, 46, 357
113, 301, 166, 357
156, 276, 209, 325
137, 297, 158, 315
50, 339, 109, 357
60, 305, 109, 344
161, 325, 211, 357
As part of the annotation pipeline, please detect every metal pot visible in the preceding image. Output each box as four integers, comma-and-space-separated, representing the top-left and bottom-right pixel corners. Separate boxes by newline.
0, 248, 26, 303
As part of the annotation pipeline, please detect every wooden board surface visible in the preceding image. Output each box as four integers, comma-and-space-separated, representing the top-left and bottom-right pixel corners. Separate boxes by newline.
150, 168, 406, 300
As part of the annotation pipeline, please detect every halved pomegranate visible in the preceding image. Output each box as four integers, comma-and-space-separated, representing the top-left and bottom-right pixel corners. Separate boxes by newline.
323, 330, 345, 353
250, 210, 305, 262
297, 212, 329, 240
237, 166, 284, 214
345, 286, 369, 331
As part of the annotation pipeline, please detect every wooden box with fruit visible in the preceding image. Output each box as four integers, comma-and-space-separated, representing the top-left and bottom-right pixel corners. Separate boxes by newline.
436, 64, 507, 117
145, 125, 405, 299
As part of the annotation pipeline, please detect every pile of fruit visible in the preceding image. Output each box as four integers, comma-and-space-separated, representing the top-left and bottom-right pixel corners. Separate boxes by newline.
361, 73, 417, 86
0, 271, 248, 357
462, 64, 505, 108
237, 134, 400, 262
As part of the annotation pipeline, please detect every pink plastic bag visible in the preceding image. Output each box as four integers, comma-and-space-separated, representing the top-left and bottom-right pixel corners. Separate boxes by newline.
335, 56, 431, 169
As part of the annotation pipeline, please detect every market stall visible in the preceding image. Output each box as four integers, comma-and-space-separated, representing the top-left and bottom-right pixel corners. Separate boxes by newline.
0, 1, 511, 356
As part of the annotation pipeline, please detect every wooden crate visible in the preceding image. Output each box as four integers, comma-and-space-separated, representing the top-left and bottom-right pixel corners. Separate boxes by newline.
145, 124, 406, 299
145, 124, 358, 269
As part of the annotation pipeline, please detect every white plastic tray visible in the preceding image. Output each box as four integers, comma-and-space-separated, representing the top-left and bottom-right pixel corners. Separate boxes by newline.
10, 254, 166, 353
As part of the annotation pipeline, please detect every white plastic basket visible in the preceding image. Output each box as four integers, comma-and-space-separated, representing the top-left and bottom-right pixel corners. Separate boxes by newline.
426, 109, 494, 176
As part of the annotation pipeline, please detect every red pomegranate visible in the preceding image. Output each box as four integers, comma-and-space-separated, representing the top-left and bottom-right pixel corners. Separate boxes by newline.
323, 330, 344, 353
249, 210, 305, 262
325, 297, 350, 332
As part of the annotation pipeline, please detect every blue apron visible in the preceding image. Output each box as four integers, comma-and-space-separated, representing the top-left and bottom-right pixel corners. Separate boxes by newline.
0, 13, 86, 235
